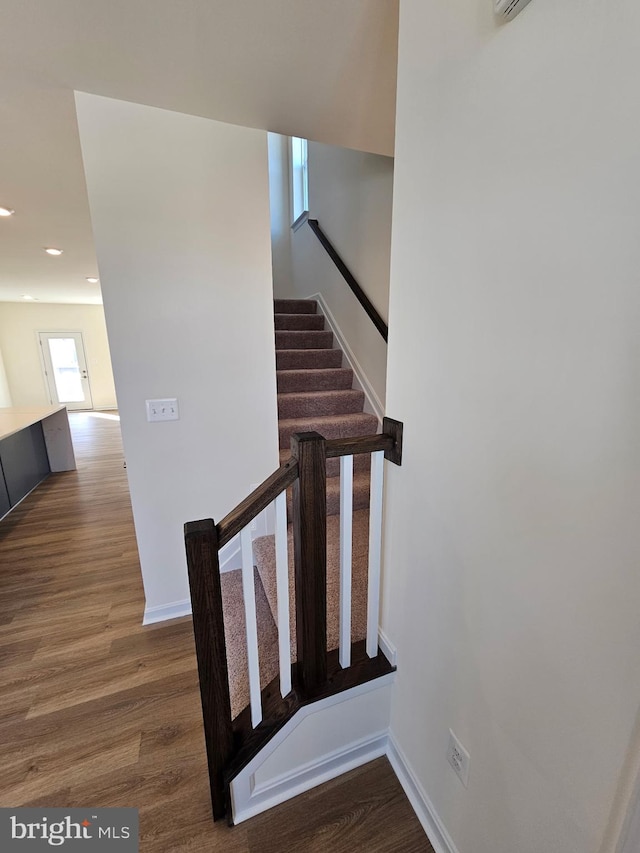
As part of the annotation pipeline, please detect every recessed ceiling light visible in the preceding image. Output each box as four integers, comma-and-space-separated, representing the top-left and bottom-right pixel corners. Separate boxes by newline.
0, 207, 15, 217
21, 294, 37, 301
44, 247, 63, 255
86, 277, 99, 283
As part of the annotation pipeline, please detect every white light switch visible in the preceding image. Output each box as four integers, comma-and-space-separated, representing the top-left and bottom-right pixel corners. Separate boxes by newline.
146, 398, 179, 422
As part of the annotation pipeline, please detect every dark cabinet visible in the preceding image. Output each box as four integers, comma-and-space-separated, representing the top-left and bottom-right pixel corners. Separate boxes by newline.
0, 422, 50, 513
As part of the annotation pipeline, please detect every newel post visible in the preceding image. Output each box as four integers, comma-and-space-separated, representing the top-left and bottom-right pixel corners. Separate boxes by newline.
184, 519, 233, 821
291, 431, 327, 693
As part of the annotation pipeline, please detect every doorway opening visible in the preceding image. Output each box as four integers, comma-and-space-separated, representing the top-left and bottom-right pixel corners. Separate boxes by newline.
38, 331, 94, 411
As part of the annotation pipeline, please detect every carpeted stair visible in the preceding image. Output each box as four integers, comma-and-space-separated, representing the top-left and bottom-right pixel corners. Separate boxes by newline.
220, 299, 379, 717
255, 299, 378, 652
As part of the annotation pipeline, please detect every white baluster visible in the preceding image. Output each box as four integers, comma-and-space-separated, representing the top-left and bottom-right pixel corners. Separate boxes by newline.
274, 490, 292, 696
366, 450, 384, 658
339, 454, 354, 669
240, 525, 262, 727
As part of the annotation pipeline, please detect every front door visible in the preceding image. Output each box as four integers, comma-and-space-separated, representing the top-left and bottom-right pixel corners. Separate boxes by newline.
38, 332, 94, 411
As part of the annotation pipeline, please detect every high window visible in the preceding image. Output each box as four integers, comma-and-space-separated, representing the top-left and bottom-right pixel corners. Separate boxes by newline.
290, 137, 308, 229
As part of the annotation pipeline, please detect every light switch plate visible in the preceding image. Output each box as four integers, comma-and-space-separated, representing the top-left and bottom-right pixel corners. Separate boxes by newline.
146, 398, 179, 422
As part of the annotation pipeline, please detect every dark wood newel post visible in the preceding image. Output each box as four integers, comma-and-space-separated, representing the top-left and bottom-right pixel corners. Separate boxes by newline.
184, 519, 233, 821
291, 431, 327, 694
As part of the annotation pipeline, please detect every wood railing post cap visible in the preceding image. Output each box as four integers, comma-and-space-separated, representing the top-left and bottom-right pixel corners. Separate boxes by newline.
292, 431, 325, 443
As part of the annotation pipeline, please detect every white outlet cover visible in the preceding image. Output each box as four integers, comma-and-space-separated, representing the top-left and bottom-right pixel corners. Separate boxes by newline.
447, 729, 470, 788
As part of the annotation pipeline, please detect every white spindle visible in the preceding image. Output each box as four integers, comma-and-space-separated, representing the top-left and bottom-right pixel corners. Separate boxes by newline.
339, 454, 354, 668
366, 450, 384, 658
240, 525, 262, 727
274, 491, 291, 696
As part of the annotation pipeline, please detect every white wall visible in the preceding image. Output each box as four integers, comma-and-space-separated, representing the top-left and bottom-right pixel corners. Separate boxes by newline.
0, 346, 12, 407
291, 142, 393, 407
75, 92, 279, 618
267, 133, 293, 298
383, 2, 640, 853
0, 302, 116, 408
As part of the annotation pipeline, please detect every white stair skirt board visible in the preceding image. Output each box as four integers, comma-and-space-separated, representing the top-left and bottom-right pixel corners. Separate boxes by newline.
306, 292, 384, 424
229, 673, 394, 824
386, 734, 460, 853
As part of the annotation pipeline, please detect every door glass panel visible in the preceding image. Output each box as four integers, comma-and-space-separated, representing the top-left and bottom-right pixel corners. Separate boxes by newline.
47, 338, 85, 403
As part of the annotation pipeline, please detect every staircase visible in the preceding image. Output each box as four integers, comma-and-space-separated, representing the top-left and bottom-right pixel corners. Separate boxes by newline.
184, 295, 401, 823
218, 299, 380, 716
253, 299, 378, 653
273, 298, 377, 515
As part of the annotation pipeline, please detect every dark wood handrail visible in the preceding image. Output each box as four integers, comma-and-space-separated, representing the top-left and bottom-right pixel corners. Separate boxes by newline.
216, 419, 402, 548
217, 458, 298, 549
326, 434, 393, 458
307, 218, 389, 343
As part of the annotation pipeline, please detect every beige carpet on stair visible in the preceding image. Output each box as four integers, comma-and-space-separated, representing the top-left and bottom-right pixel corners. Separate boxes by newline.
253, 508, 371, 659
220, 567, 280, 719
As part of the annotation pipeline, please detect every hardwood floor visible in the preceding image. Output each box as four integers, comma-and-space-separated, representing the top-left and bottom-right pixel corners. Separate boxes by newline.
0, 411, 432, 852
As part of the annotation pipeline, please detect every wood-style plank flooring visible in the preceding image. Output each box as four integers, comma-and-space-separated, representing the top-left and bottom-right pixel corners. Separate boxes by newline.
0, 411, 432, 852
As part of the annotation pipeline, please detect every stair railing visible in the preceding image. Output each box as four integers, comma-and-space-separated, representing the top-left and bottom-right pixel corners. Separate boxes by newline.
184, 417, 403, 822
307, 218, 389, 342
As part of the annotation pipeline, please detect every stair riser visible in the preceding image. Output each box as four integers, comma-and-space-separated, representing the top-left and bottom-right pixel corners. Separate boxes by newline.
274, 299, 318, 315
278, 414, 378, 449
274, 314, 325, 331
276, 369, 354, 393
276, 350, 343, 370
275, 331, 333, 350
277, 390, 365, 419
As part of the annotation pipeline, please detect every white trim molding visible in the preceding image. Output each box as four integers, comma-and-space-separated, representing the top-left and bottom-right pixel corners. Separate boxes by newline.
142, 598, 191, 625
386, 734, 460, 853
307, 292, 384, 424
230, 674, 394, 824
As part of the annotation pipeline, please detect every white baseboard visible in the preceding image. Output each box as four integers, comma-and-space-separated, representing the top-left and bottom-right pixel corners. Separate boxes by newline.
307, 292, 384, 424
386, 734, 460, 853
142, 598, 192, 625
378, 628, 397, 667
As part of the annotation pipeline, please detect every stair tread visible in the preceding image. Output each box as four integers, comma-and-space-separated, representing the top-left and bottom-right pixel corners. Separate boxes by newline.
278, 412, 378, 430
274, 299, 318, 315
277, 389, 362, 401
276, 349, 343, 369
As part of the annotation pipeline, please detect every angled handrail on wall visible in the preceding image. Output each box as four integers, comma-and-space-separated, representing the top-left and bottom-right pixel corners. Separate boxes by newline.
307, 218, 389, 342
184, 417, 403, 823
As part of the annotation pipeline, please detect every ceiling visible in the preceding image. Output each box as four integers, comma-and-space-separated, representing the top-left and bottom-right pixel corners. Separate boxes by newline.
0, 0, 398, 305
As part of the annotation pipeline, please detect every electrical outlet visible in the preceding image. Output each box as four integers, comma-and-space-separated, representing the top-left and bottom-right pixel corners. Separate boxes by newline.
145, 398, 179, 422
447, 729, 470, 788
